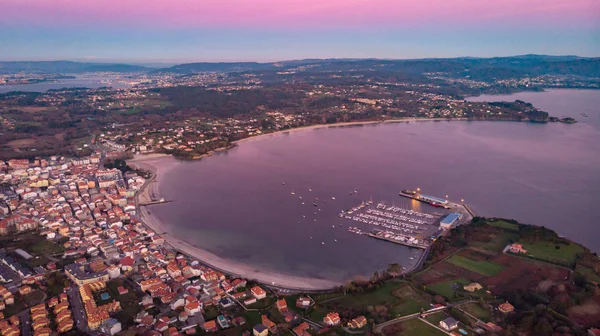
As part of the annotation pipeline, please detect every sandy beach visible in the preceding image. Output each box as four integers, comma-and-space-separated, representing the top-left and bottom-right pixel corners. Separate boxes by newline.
231, 117, 465, 146
128, 153, 342, 291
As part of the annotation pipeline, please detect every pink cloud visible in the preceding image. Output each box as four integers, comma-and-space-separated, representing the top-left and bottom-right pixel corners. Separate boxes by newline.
2, 0, 599, 30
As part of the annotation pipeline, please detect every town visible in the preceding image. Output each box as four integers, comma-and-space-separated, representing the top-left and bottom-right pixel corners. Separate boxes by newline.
0, 150, 598, 336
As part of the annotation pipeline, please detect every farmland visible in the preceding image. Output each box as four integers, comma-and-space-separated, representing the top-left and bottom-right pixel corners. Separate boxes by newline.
446, 255, 505, 276
381, 318, 448, 336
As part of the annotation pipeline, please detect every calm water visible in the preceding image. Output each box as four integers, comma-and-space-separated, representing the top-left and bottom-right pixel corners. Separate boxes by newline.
0, 75, 132, 93
152, 89, 600, 283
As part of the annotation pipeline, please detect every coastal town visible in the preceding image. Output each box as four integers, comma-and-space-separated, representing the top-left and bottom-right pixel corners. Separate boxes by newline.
0, 58, 598, 335
0, 146, 598, 336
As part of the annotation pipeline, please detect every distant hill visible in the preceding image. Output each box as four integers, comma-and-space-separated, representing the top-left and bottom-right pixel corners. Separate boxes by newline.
0, 61, 150, 74
2, 56, 598, 79
155, 55, 600, 79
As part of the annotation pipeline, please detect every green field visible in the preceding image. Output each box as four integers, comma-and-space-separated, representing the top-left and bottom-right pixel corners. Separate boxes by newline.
518, 240, 584, 266
334, 281, 404, 308
424, 312, 447, 325
486, 220, 519, 231
470, 230, 520, 253
446, 255, 505, 276
384, 318, 448, 336
461, 303, 492, 322
576, 266, 600, 283
392, 297, 430, 316
426, 278, 470, 300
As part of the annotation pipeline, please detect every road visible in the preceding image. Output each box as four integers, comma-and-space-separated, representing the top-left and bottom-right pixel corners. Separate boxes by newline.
67, 284, 94, 335
372, 300, 475, 334
17, 310, 31, 336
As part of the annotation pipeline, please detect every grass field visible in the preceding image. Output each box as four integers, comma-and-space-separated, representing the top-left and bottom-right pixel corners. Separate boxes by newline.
470, 231, 520, 253
426, 278, 470, 300
462, 303, 492, 322
392, 297, 430, 316
334, 281, 404, 309
518, 240, 584, 266
446, 255, 505, 276
424, 312, 447, 325
384, 318, 448, 336
486, 220, 519, 231
576, 266, 600, 284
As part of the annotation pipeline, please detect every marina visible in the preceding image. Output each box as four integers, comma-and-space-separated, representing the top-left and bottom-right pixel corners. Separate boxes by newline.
342, 200, 444, 249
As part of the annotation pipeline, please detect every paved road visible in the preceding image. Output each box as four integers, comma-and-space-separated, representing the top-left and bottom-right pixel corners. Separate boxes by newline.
67, 284, 92, 335
17, 310, 31, 336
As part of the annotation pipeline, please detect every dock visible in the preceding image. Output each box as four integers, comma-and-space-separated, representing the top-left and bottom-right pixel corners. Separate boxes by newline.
139, 199, 174, 206
367, 232, 428, 249
398, 191, 451, 209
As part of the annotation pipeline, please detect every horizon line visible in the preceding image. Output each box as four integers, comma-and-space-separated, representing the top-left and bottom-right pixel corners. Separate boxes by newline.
1, 53, 599, 65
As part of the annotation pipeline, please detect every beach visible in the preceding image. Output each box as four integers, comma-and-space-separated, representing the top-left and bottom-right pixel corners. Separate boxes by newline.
128, 154, 342, 291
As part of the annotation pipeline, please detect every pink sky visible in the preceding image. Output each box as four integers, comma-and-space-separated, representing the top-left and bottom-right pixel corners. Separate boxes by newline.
3, 0, 599, 29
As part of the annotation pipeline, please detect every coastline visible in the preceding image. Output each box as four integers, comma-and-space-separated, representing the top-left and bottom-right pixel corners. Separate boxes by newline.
231, 118, 467, 146
128, 154, 342, 291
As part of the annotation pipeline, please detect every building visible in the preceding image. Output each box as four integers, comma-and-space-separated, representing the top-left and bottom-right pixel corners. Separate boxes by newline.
509, 243, 527, 254
324, 312, 340, 326
439, 317, 459, 331
251, 286, 266, 300
499, 301, 515, 313
296, 297, 311, 309
293, 322, 311, 336
419, 194, 449, 206
65, 264, 109, 286
440, 213, 461, 229
203, 320, 218, 332
253, 324, 268, 336
100, 318, 122, 335
348, 316, 367, 329
463, 282, 483, 292
276, 299, 287, 313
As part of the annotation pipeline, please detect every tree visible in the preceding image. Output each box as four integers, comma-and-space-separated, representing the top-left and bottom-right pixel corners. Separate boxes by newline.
387, 263, 402, 278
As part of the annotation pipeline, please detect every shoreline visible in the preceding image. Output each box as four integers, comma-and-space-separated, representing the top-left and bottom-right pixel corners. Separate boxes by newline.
128, 154, 342, 291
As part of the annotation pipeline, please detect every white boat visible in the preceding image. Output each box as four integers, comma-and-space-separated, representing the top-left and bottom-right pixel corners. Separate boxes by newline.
331, 197, 336, 200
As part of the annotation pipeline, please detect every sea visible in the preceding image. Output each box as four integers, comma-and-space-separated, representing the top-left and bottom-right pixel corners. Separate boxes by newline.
0, 75, 132, 93
150, 89, 600, 283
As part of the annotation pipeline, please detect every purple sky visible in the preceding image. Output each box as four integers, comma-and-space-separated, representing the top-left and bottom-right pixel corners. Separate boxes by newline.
1, 0, 599, 62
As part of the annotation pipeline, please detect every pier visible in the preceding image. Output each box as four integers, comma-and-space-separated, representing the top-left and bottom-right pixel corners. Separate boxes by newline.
139, 199, 174, 206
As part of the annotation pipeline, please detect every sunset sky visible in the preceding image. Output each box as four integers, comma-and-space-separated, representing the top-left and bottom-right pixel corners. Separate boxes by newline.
1, 0, 599, 62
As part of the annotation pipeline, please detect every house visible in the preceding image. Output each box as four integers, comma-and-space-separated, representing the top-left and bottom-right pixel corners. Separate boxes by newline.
296, 297, 311, 309
261, 315, 276, 331
348, 316, 367, 329
251, 286, 266, 300
276, 299, 287, 313
509, 243, 527, 254
244, 298, 257, 306
203, 320, 218, 332
253, 324, 268, 336
499, 301, 515, 313
463, 282, 483, 292
293, 322, 311, 336
439, 317, 459, 331
185, 301, 201, 315
324, 312, 340, 326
